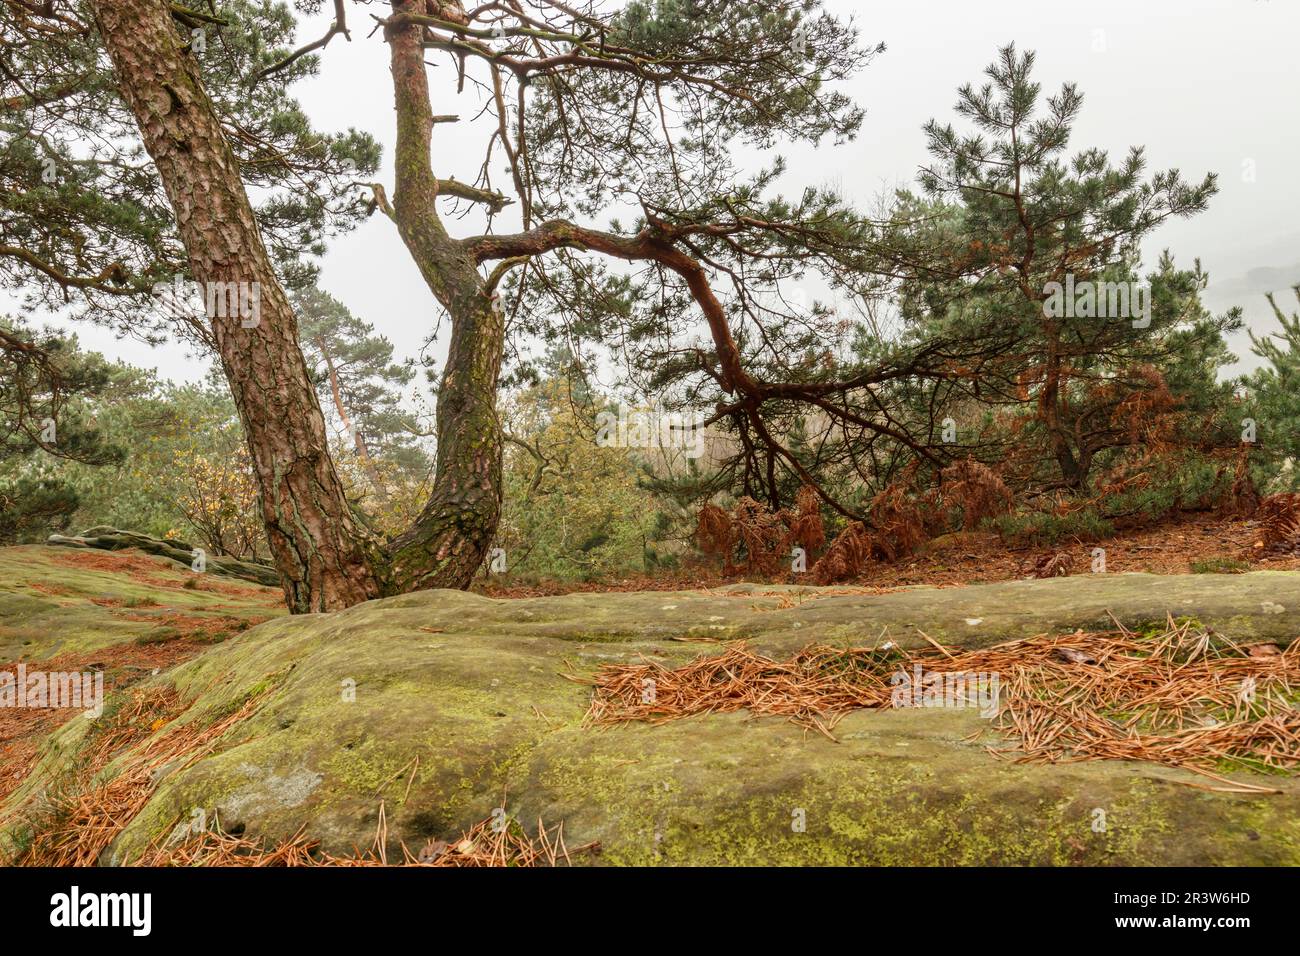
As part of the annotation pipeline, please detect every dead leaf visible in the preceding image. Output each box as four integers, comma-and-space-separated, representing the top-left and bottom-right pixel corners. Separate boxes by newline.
417, 839, 448, 863
1247, 643, 1283, 658
1053, 647, 1098, 665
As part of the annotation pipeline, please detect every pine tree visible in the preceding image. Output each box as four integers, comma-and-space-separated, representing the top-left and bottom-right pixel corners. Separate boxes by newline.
293, 285, 429, 498
0, 317, 126, 542
890, 45, 1237, 490
1247, 287, 1300, 487
1, 0, 378, 337
5, 0, 389, 609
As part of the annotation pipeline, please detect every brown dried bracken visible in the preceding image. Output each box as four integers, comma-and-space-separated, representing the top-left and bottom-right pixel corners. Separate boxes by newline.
866, 464, 929, 561
695, 465, 1016, 584
1222, 448, 1261, 517
785, 484, 827, 554
1106, 364, 1177, 448
731, 496, 788, 576
695, 486, 826, 576
1256, 492, 1300, 552
940, 458, 1014, 529
695, 501, 735, 571
810, 521, 872, 584
1021, 551, 1073, 578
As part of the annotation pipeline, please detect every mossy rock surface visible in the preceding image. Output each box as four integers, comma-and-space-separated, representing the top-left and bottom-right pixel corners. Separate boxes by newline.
6, 570, 1299, 866
0, 545, 284, 661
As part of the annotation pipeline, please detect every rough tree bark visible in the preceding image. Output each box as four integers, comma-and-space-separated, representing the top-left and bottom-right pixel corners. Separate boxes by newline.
89, 0, 384, 612
381, 1, 505, 591
89, 0, 513, 607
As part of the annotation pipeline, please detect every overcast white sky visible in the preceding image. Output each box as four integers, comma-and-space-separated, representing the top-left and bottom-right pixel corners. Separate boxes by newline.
29, 0, 1300, 384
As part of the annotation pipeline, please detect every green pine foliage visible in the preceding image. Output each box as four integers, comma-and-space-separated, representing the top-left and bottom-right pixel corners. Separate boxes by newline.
1, 0, 380, 335
1245, 287, 1300, 491
0, 316, 126, 543
293, 285, 431, 481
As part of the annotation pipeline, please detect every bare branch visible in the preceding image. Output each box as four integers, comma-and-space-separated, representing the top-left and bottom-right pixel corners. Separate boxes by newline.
254, 0, 349, 83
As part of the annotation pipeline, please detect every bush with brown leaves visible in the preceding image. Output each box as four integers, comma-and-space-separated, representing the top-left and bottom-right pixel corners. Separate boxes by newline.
940, 458, 1014, 529
811, 521, 872, 584
1257, 492, 1300, 552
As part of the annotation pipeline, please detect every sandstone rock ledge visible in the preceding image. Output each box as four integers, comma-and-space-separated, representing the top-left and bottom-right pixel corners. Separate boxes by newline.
5, 572, 1299, 865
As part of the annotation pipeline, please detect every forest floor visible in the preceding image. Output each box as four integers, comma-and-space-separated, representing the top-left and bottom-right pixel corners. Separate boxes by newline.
4, 515, 1300, 865
0, 545, 282, 805
476, 509, 1300, 598
7, 554, 1300, 866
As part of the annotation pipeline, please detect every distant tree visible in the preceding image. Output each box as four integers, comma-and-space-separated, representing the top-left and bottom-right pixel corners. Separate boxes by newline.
170, 432, 262, 558
292, 285, 429, 499
1246, 287, 1300, 488
498, 378, 659, 581
0, 317, 125, 542
44, 367, 270, 557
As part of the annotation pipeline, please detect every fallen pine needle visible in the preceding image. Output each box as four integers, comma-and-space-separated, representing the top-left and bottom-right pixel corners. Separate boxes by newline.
580, 617, 1300, 786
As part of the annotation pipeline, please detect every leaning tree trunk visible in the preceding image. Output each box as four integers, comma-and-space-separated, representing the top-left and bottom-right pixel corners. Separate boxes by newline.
89, 0, 383, 612
383, 3, 505, 590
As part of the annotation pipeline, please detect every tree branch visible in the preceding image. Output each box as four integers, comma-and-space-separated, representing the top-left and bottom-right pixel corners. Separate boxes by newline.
436, 177, 512, 212
254, 0, 349, 83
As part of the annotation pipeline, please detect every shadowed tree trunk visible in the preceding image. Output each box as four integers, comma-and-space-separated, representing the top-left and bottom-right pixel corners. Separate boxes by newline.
89, 0, 384, 612
1038, 321, 1086, 490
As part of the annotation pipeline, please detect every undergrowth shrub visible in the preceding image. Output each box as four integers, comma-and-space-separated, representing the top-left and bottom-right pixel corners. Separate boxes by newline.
987, 508, 1116, 546
695, 487, 827, 575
